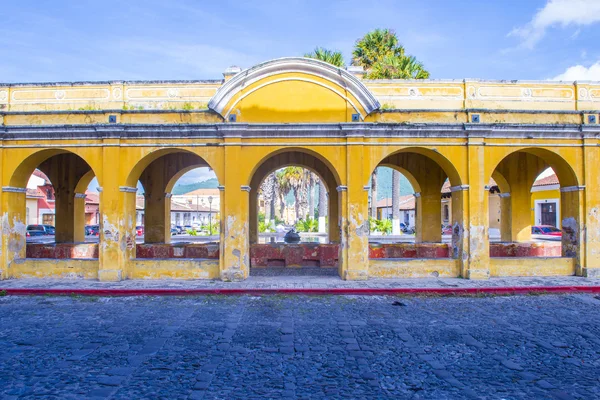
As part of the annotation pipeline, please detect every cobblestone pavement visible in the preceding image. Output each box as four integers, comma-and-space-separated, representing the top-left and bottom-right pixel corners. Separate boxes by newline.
0, 274, 599, 290
1, 295, 600, 399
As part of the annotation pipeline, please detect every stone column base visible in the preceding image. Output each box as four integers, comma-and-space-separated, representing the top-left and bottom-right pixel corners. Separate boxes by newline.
343, 270, 369, 281
221, 268, 247, 282
582, 268, 600, 278
98, 269, 123, 282
465, 269, 490, 280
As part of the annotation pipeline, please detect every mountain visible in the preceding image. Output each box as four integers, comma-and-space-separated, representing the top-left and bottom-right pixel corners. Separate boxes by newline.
372, 167, 414, 200
172, 178, 219, 195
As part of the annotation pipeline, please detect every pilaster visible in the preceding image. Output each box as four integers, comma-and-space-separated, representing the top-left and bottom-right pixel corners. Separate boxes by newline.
341, 135, 369, 280
582, 136, 600, 277
220, 136, 249, 281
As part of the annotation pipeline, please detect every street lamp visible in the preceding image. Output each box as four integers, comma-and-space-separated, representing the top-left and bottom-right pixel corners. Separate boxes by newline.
208, 196, 213, 236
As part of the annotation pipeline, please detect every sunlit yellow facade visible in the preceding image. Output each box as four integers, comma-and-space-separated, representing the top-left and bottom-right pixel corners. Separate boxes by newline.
1, 57, 599, 281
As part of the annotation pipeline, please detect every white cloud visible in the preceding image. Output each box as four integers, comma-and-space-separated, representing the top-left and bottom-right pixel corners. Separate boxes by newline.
552, 61, 600, 80
509, 0, 600, 48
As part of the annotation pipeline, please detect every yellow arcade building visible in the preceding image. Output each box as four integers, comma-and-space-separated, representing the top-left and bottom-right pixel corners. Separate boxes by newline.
1, 57, 599, 282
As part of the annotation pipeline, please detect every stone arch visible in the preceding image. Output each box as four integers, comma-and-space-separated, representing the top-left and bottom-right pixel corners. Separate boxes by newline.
372, 148, 463, 243
248, 149, 342, 245
126, 149, 221, 244
124, 148, 223, 189
488, 147, 582, 263
208, 57, 380, 123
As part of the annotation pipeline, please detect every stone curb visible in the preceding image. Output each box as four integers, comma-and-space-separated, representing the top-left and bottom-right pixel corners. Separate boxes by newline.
2, 286, 600, 297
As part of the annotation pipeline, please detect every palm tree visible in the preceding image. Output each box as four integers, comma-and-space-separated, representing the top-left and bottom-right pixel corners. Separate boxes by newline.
367, 54, 430, 79
277, 167, 304, 222
370, 169, 378, 219
318, 180, 327, 233
352, 29, 430, 80
304, 47, 345, 67
307, 172, 315, 220
391, 169, 400, 234
260, 173, 277, 224
352, 29, 404, 69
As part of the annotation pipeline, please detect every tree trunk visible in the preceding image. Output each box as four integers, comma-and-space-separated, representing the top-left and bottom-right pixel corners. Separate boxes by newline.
318, 180, 327, 233
371, 168, 378, 218
308, 173, 315, 220
392, 169, 401, 235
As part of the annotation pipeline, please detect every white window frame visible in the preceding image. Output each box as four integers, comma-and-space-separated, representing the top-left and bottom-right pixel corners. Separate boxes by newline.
534, 198, 560, 228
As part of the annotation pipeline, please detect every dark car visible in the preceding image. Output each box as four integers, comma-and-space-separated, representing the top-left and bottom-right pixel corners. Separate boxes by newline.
26, 225, 51, 236
85, 225, 100, 236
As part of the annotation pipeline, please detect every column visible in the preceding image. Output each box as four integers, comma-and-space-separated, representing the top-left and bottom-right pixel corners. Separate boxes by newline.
455, 137, 490, 279
248, 186, 258, 244
340, 137, 369, 280
220, 141, 249, 281
561, 187, 584, 274
143, 192, 171, 244
508, 177, 533, 242
54, 188, 76, 243
498, 193, 512, 242
0, 187, 27, 280
73, 193, 87, 242
583, 137, 600, 277
415, 189, 442, 243
98, 142, 135, 281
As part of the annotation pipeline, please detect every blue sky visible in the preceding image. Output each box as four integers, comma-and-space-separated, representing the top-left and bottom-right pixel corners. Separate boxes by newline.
2, 0, 600, 83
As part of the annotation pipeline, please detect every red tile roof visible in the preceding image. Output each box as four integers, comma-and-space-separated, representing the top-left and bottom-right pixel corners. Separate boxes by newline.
376, 195, 415, 210
533, 173, 559, 187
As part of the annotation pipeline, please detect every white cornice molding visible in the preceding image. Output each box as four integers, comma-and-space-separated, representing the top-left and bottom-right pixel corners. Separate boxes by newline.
208, 57, 380, 118
2, 186, 26, 193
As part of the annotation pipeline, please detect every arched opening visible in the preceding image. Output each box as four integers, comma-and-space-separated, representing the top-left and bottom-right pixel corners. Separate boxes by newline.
127, 151, 222, 264
8, 151, 100, 262
368, 149, 463, 261
248, 150, 341, 274
488, 150, 580, 273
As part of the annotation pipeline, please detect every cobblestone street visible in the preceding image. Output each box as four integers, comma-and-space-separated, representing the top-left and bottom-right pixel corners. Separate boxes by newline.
1, 294, 599, 399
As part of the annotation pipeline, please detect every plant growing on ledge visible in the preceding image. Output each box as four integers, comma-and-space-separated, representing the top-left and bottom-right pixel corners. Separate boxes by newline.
182, 102, 194, 111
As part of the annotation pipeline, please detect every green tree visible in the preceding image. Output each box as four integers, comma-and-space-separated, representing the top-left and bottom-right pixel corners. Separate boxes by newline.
304, 47, 345, 67
352, 29, 430, 80
352, 28, 404, 69
368, 54, 430, 79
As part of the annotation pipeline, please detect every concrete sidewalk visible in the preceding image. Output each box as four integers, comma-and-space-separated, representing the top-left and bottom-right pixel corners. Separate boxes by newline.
1, 271, 600, 295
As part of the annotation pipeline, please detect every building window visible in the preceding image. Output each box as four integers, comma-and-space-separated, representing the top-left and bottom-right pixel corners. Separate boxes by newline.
443, 204, 449, 222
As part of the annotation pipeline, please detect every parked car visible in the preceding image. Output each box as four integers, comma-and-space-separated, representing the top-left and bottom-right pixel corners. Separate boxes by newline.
175, 225, 183, 234
43, 225, 56, 235
26, 224, 52, 236
85, 225, 100, 236
171, 227, 178, 235
136, 226, 144, 236
532, 225, 562, 236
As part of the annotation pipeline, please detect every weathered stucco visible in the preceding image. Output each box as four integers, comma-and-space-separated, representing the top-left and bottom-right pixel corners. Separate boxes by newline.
1, 58, 599, 281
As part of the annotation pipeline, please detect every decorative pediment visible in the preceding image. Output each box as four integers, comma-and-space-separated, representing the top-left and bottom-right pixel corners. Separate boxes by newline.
208, 57, 380, 123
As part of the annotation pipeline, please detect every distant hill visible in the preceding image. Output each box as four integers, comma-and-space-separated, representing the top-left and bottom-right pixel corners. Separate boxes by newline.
372, 167, 414, 200
172, 178, 219, 195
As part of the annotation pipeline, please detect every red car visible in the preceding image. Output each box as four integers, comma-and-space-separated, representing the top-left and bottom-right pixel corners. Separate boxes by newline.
532, 225, 562, 236
136, 226, 144, 236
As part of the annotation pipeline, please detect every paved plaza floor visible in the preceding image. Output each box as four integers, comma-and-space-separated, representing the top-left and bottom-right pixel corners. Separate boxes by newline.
1, 294, 599, 399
